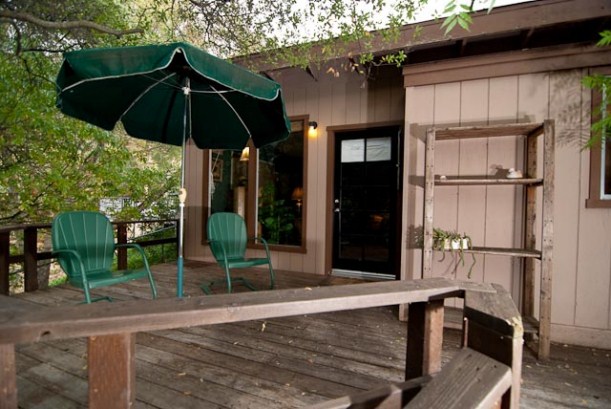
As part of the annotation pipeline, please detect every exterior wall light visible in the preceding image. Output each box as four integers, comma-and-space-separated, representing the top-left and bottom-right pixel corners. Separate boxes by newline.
308, 121, 318, 138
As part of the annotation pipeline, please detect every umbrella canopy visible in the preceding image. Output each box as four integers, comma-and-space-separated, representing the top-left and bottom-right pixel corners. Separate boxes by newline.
56, 42, 290, 149
55, 42, 291, 298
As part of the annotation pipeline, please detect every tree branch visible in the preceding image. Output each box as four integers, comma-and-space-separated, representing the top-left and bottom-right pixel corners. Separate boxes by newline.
0, 10, 143, 37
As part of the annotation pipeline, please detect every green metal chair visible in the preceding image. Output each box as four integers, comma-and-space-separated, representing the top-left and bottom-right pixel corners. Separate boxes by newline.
203, 212, 275, 294
51, 211, 158, 303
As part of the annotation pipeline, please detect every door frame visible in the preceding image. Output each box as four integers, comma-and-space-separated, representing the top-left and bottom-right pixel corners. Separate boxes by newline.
325, 120, 404, 277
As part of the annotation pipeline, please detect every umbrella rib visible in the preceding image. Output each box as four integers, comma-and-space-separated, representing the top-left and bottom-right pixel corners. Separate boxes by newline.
119, 72, 178, 121
210, 85, 251, 138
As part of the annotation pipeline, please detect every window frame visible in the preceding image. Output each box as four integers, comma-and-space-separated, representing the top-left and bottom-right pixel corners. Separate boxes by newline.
586, 67, 611, 208
202, 115, 309, 254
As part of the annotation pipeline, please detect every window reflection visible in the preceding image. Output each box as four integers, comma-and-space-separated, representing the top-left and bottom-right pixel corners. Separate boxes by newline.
257, 120, 304, 245
210, 150, 249, 218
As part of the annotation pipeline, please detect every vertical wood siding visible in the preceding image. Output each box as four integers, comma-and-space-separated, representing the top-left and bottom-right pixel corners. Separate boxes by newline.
404, 70, 611, 347
183, 60, 610, 347
184, 64, 404, 275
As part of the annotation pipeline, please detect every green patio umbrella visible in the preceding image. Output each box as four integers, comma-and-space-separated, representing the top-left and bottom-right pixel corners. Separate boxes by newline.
56, 42, 291, 298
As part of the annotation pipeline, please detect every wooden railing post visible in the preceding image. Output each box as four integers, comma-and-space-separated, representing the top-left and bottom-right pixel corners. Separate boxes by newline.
23, 227, 38, 293
0, 343, 17, 409
405, 299, 444, 380
116, 224, 128, 270
88, 333, 135, 409
0, 232, 9, 296
464, 284, 523, 409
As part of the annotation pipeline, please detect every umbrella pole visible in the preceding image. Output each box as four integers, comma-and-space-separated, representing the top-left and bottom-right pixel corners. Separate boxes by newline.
176, 79, 191, 298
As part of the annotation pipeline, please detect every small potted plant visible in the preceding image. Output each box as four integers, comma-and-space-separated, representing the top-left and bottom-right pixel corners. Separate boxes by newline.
432, 228, 476, 278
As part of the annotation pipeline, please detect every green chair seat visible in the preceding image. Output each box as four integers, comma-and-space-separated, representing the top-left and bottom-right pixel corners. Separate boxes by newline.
204, 212, 275, 294
52, 211, 158, 303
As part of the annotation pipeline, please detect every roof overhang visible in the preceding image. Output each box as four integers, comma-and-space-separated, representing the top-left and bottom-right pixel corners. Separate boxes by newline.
237, 0, 611, 75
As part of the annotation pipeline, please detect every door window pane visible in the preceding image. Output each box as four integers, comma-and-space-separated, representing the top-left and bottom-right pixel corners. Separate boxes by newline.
341, 139, 365, 163
366, 137, 392, 162
257, 119, 304, 245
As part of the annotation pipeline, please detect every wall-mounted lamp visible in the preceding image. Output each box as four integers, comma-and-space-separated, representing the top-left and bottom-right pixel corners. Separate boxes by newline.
308, 121, 318, 138
239, 147, 250, 161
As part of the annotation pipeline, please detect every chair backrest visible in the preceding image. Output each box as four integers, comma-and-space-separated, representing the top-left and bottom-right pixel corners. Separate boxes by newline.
207, 212, 248, 261
52, 211, 115, 277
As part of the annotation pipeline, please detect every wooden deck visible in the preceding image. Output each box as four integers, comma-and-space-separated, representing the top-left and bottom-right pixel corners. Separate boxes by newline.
11, 261, 611, 408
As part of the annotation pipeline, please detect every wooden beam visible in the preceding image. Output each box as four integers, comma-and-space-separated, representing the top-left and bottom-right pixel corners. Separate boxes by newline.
0, 343, 17, 409
422, 128, 435, 278
405, 299, 445, 380
403, 45, 611, 87
116, 223, 128, 271
0, 232, 9, 296
538, 119, 555, 360
88, 333, 135, 409
0, 279, 494, 345
23, 227, 38, 292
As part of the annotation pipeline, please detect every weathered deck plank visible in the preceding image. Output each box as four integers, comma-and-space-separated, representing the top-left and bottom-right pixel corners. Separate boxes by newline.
8, 261, 611, 408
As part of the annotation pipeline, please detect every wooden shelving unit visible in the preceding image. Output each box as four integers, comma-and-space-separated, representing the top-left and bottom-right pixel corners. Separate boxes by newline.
422, 121, 555, 359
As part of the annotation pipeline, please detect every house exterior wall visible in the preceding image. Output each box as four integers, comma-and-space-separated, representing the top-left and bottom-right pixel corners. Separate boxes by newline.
403, 70, 611, 349
183, 63, 405, 276
182, 53, 611, 349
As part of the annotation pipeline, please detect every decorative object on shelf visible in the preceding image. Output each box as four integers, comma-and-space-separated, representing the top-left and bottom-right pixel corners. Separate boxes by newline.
432, 228, 476, 278
506, 168, 523, 179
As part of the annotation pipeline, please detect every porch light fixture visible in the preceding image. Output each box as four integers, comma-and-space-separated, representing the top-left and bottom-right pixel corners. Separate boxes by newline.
308, 121, 318, 138
239, 146, 250, 161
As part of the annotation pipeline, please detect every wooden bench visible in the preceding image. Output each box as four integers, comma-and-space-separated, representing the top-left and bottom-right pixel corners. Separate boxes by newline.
0, 279, 522, 409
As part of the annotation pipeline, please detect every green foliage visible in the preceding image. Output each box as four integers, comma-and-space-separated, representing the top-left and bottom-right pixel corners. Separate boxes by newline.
258, 182, 295, 245
441, 0, 473, 35
582, 31, 611, 149
0, 0, 489, 228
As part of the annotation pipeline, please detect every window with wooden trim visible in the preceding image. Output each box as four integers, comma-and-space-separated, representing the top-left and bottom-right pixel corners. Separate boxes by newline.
587, 70, 611, 208
205, 116, 308, 251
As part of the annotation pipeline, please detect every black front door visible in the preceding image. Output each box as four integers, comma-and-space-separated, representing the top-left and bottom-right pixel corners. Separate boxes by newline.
332, 126, 401, 278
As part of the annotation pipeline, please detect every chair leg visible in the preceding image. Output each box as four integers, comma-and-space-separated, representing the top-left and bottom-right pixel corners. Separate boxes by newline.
146, 270, 158, 299
224, 265, 233, 293
83, 285, 92, 304
268, 263, 275, 290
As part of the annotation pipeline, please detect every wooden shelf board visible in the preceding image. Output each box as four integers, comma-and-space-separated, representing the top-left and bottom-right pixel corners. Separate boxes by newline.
465, 246, 541, 258
434, 122, 544, 140
435, 177, 543, 186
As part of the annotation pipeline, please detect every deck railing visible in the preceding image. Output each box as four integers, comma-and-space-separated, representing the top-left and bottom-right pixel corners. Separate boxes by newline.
0, 278, 523, 409
0, 218, 179, 295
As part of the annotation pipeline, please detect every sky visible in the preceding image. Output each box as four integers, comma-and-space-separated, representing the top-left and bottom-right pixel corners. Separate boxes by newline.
411, 0, 535, 22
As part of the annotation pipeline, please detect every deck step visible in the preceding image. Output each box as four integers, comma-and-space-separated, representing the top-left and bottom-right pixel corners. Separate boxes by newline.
406, 348, 512, 409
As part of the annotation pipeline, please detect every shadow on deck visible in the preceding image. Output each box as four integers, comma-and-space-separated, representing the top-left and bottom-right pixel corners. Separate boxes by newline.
11, 261, 611, 408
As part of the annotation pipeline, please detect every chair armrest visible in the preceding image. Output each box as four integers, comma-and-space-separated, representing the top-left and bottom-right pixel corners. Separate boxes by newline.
52, 248, 88, 284
115, 243, 151, 271
251, 236, 272, 259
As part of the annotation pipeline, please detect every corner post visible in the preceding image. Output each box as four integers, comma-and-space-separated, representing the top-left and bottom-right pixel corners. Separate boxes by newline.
88, 333, 136, 409
405, 299, 444, 380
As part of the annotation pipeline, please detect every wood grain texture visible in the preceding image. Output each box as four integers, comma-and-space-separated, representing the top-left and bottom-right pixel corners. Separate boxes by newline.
406, 348, 511, 409
405, 300, 445, 380
88, 333, 135, 409
0, 343, 17, 409
0, 279, 491, 345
